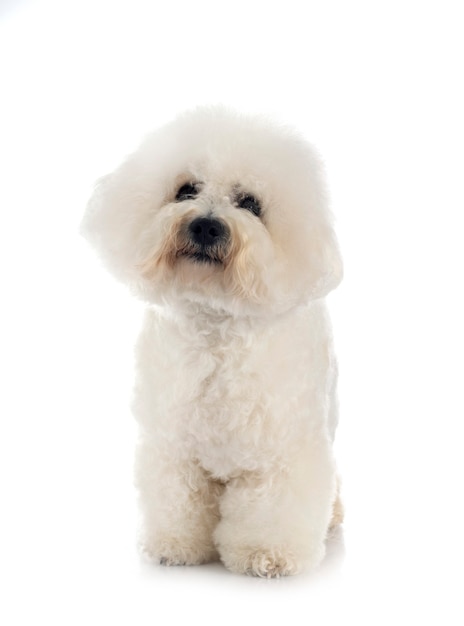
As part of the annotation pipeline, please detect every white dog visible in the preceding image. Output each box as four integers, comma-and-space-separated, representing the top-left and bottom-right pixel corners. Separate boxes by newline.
82, 107, 343, 577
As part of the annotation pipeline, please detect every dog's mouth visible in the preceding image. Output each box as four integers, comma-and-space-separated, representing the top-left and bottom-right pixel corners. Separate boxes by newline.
177, 248, 224, 265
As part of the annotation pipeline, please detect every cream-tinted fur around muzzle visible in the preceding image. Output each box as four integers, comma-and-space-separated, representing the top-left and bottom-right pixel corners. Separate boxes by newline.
81, 107, 343, 577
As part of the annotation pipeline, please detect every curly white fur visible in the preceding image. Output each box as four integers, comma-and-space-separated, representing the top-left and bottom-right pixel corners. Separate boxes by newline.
82, 106, 343, 577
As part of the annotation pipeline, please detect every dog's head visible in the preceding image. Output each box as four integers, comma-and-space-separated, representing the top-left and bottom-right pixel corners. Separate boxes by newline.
82, 107, 342, 315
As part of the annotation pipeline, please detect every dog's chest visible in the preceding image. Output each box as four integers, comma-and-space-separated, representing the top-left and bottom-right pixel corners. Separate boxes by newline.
137, 307, 326, 478
185, 341, 276, 476
186, 327, 262, 426
171, 319, 311, 476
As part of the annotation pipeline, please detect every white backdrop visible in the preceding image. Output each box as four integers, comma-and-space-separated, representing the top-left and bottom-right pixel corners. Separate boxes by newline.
1, 0, 463, 624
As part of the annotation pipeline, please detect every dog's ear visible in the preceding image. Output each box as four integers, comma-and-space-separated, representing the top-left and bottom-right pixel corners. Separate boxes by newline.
305, 218, 343, 299
80, 173, 128, 281
80, 163, 157, 288
80, 174, 112, 253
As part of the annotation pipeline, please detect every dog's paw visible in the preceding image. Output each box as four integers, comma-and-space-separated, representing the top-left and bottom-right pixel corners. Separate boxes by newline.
140, 537, 218, 566
219, 546, 307, 578
158, 554, 188, 567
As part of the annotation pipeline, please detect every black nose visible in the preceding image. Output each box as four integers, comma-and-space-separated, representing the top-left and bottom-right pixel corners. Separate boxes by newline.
189, 217, 226, 246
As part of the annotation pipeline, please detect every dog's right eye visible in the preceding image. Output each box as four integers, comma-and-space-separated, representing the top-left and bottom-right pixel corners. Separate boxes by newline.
175, 183, 199, 202
236, 193, 261, 217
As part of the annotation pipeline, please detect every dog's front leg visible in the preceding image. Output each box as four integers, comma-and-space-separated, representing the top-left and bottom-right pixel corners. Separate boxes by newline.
214, 437, 336, 577
136, 444, 223, 566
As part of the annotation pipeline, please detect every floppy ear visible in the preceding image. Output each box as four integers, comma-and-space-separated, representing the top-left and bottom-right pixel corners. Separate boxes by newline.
271, 140, 343, 302
305, 219, 343, 299
80, 163, 158, 288
80, 174, 113, 256
81, 173, 129, 282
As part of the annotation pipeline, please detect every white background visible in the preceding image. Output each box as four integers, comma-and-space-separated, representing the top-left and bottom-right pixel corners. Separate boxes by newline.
1, 0, 463, 623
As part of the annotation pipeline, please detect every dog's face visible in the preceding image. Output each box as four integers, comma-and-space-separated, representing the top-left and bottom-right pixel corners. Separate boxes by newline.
82, 108, 342, 315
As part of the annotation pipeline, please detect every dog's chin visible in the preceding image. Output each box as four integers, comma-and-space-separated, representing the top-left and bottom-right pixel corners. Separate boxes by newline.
172, 250, 225, 282
176, 247, 225, 267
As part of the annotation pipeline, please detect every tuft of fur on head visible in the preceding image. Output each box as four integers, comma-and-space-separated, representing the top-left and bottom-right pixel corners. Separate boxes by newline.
81, 106, 342, 316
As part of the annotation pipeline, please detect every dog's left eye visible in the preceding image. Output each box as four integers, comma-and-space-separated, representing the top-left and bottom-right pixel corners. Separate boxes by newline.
236, 194, 261, 217
175, 183, 199, 201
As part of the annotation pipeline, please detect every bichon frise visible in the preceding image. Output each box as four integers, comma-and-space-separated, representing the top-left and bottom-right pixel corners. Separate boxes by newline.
82, 107, 343, 577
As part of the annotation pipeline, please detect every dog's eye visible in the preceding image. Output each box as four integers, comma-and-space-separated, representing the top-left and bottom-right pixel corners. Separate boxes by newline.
236, 194, 261, 217
175, 183, 199, 202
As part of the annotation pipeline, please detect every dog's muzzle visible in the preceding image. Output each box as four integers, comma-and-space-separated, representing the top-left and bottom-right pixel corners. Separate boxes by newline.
182, 216, 230, 264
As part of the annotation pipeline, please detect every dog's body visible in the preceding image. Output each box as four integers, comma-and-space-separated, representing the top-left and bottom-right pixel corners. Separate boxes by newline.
82, 107, 343, 577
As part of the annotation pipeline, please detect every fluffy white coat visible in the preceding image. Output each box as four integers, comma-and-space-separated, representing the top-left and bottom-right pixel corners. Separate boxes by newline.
82, 107, 343, 577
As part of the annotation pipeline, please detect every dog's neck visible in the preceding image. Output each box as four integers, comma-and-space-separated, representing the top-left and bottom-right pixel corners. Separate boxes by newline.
152, 298, 309, 331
